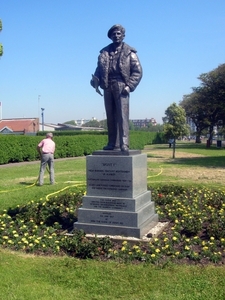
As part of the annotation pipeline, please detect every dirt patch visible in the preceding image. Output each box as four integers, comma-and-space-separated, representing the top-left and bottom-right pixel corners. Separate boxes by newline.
145, 149, 205, 160
146, 149, 225, 186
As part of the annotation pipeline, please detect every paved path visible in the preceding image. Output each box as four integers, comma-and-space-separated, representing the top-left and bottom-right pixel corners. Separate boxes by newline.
0, 157, 82, 168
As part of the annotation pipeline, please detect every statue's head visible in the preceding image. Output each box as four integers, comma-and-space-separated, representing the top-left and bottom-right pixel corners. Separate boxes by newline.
107, 24, 125, 42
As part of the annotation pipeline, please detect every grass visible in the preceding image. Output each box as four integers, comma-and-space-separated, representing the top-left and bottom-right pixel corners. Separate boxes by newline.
0, 157, 86, 210
145, 141, 225, 188
1, 249, 225, 300
1, 142, 225, 299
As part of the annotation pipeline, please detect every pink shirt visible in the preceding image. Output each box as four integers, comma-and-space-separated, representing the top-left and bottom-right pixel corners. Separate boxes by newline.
38, 138, 55, 154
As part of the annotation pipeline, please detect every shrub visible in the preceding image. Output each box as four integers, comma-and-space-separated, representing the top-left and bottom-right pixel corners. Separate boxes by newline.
0, 132, 163, 165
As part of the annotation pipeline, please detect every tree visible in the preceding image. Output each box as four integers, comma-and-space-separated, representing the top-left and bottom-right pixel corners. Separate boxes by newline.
64, 120, 77, 125
129, 120, 135, 131
180, 92, 210, 143
197, 64, 225, 142
147, 123, 164, 132
180, 64, 225, 145
99, 119, 107, 130
82, 119, 100, 128
163, 102, 189, 158
0, 19, 3, 56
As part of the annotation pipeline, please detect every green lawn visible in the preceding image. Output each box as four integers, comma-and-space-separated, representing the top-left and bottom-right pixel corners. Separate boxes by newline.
1, 249, 225, 300
1, 143, 225, 300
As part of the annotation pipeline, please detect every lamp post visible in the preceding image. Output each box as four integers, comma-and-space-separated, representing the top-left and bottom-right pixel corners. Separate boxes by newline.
41, 108, 45, 131
38, 95, 41, 120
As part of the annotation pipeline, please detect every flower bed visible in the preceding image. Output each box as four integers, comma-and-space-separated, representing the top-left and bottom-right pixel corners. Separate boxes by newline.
1, 185, 225, 264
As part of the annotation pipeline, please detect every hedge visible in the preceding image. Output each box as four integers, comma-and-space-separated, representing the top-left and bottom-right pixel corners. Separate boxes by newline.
0, 131, 164, 165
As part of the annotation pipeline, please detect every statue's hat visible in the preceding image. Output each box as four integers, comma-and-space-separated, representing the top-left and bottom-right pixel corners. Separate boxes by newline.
107, 24, 125, 38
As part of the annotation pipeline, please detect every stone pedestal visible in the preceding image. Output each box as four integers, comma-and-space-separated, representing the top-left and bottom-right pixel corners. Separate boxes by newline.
74, 151, 158, 238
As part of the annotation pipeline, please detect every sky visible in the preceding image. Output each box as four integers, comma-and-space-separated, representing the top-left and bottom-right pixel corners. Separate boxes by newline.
0, 1, 225, 125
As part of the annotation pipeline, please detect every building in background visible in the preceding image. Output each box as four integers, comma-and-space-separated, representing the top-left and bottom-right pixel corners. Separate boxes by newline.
74, 117, 97, 126
39, 123, 62, 132
0, 118, 39, 134
131, 118, 157, 128
0, 117, 158, 134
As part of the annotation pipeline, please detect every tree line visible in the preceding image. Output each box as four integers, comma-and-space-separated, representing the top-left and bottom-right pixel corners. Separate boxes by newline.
179, 63, 225, 143
64, 119, 164, 132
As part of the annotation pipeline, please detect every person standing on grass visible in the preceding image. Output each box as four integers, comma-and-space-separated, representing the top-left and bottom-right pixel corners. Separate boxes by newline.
37, 132, 55, 186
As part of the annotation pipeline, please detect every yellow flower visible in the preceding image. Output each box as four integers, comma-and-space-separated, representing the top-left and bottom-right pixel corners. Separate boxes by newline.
122, 241, 127, 246
151, 254, 156, 258
133, 245, 139, 250
155, 248, 160, 253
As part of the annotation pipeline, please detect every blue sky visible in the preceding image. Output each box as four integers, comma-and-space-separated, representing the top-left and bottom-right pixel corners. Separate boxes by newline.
0, 1, 225, 124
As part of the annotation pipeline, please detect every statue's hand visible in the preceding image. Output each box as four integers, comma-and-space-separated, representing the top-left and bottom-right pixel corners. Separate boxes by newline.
122, 86, 130, 96
90, 75, 103, 96
90, 79, 95, 88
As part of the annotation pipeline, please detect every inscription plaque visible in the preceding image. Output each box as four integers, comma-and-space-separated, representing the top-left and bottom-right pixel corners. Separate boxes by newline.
86, 154, 147, 198
74, 153, 158, 238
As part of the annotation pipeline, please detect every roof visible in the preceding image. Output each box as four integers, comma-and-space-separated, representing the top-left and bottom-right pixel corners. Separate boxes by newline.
0, 118, 38, 132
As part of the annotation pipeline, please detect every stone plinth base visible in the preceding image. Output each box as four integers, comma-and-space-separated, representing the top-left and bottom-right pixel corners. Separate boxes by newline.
74, 151, 158, 238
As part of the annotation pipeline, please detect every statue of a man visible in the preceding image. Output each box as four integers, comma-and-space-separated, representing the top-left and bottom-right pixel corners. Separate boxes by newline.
91, 24, 142, 152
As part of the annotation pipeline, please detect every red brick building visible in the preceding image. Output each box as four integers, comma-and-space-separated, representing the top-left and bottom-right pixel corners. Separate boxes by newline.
0, 118, 39, 134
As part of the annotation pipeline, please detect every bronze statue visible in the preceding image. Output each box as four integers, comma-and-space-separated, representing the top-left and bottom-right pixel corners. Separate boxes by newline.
91, 24, 142, 152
